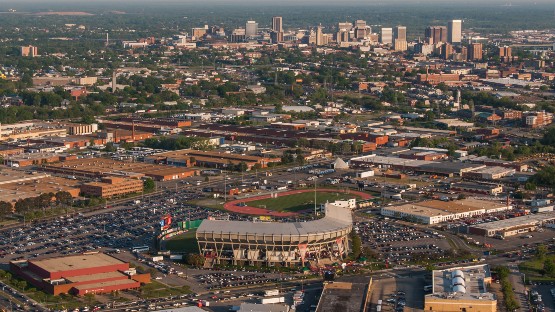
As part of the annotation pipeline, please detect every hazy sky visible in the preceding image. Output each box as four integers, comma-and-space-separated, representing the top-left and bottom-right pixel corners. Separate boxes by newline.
1, 0, 555, 4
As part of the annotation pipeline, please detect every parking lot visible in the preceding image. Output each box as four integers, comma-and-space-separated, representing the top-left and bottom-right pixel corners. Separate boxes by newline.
356, 218, 452, 265
369, 275, 425, 312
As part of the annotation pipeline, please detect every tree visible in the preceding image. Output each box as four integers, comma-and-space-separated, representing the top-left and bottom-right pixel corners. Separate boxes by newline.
55, 191, 73, 206
0, 201, 12, 219
186, 253, 205, 267
350, 231, 362, 260
545, 259, 555, 277
143, 178, 155, 193
536, 245, 548, 260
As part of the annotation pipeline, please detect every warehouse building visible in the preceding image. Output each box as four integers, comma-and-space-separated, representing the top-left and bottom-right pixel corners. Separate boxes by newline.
42, 158, 197, 181
381, 199, 512, 224
449, 182, 504, 195
0, 169, 81, 207
10, 253, 150, 295
425, 265, 496, 312
462, 166, 516, 180
150, 149, 280, 170
468, 211, 555, 238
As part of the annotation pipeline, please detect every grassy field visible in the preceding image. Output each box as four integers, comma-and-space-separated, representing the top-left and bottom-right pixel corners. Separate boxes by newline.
247, 191, 360, 212
518, 254, 555, 282
164, 230, 198, 254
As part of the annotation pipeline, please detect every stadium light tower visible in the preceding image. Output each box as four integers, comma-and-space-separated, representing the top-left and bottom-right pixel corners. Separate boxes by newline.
314, 177, 317, 215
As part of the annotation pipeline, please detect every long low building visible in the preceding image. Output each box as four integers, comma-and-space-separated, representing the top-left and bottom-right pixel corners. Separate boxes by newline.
10, 253, 150, 295
349, 155, 485, 176
42, 158, 197, 181
196, 203, 353, 267
425, 264, 496, 312
468, 211, 555, 238
381, 199, 512, 224
148, 149, 280, 170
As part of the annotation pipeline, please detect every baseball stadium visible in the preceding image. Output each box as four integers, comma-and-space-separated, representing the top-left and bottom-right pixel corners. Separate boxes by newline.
195, 203, 353, 267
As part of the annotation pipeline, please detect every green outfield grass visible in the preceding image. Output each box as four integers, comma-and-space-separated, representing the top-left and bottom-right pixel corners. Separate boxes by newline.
164, 230, 198, 254
246, 191, 360, 212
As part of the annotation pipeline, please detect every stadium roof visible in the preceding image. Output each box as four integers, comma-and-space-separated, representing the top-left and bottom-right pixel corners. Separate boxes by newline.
197, 204, 352, 236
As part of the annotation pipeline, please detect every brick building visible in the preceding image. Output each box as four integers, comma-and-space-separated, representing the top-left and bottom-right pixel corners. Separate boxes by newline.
10, 253, 150, 295
80, 177, 143, 198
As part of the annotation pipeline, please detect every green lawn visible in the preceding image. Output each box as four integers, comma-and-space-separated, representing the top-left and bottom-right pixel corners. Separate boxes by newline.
247, 191, 360, 212
519, 255, 555, 282
164, 230, 198, 254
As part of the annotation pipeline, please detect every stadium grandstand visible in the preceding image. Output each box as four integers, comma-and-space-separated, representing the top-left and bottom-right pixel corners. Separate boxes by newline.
196, 203, 353, 267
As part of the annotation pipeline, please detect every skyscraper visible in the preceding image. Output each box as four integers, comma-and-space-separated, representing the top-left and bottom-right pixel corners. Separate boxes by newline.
272, 16, 283, 33
271, 16, 284, 43
315, 25, 324, 46
354, 20, 369, 39
393, 26, 407, 42
336, 22, 352, 43
245, 21, 258, 37
380, 28, 393, 45
448, 20, 462, 44
393, 26, 407, 51
425, 26, 448, 44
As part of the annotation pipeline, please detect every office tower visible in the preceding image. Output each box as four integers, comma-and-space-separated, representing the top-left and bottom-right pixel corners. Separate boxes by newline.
315, 25, 324, 46
354, 20, 369, 39
337, 22, 352, 43
393, 26, 407, 51
21, 45, 38, 57
425, 26, 448, 44
272, 16, 283, 32
448, 20, 462, 44
394, 40, 408, 52
270, 31, 283, 44
468, 43, 483, 60
394, 26, 407, 41
231, 28, 246, 42
271, 16, 284, 43
245, 21, 258, 37
380, 28, 393, 45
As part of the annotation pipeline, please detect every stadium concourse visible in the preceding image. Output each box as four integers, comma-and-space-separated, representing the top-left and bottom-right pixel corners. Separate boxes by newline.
223, 188, 372, 217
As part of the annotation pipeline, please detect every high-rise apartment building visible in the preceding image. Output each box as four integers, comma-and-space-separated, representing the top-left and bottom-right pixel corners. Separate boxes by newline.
245, 21, 258, 37
468, 43, 483, 61
380, 28, 393, 45
425, 26, 448, 44
21, 45, 38, 57
448, 20, 462, 44
498, 46, 512, 62
441, 43, 453, 60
